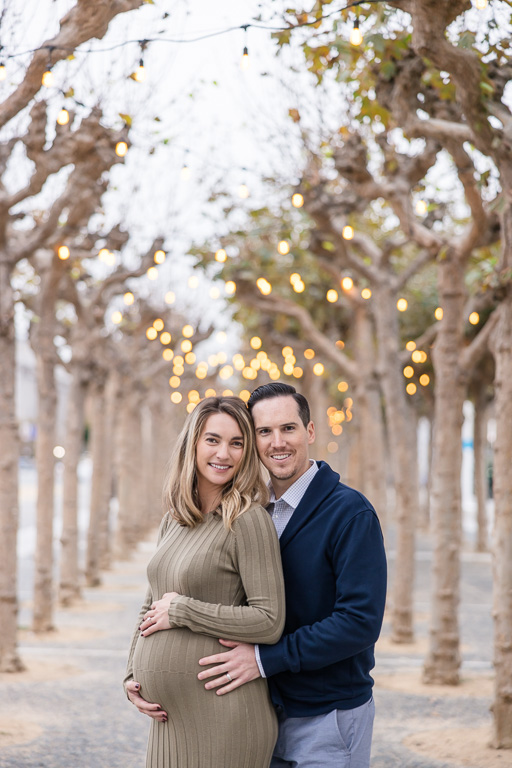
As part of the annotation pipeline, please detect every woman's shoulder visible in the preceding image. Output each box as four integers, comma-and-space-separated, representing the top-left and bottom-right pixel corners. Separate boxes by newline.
232, 501, 274, 534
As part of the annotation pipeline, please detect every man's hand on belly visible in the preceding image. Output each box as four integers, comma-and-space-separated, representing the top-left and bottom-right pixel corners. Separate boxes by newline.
140, 592, 179, 636
197, 640, 261, 695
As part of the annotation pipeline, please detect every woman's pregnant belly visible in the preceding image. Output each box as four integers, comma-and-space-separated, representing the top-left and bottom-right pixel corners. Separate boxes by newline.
132, 628, 229, 711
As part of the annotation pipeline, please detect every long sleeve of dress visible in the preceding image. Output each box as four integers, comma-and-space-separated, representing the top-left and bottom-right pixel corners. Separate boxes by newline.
123, 514, 172, 693
167, 505, 285, 644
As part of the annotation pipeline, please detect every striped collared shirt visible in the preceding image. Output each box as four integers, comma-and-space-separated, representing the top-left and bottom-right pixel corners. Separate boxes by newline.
255, 460, 318, 678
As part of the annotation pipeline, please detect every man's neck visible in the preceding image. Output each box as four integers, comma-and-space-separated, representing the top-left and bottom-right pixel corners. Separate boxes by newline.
270, 460, 313, 499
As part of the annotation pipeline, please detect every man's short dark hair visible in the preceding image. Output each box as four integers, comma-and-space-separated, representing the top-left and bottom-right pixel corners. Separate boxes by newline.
247, 383, 311, 428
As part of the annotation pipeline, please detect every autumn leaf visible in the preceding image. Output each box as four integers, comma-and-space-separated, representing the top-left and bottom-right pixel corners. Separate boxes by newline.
289, 108, 301, 122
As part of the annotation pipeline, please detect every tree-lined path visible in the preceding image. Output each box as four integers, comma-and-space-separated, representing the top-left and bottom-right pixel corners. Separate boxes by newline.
0, 520, 499, 768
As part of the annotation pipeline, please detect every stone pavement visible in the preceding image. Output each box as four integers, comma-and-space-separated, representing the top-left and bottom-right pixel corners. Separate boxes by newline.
0, 530, 496, 768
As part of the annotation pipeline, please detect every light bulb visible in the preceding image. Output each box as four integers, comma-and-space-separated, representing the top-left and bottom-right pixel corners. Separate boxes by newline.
350, 20, 363, 46
56, 108, 69, 125
241, 46, 250, 70
115, 141, 128, 157
134, 59, 146, 82
0, 63, 7, 81
42, 69, 54, 87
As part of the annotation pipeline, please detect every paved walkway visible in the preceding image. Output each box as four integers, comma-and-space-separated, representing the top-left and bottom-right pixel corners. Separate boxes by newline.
0, 530, 497, 768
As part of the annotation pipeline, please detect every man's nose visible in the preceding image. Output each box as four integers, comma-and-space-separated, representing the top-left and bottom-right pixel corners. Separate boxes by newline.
270, 430, 285, 448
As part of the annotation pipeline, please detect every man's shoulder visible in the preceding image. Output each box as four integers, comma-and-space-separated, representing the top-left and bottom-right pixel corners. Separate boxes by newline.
312, 462, 374, 506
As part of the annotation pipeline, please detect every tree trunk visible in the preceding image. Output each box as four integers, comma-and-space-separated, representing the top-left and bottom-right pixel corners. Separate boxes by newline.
302, 366, 330, 461
353, 306, 387, 528
59, 368, 87, 605
86, 377, 108, 587
423, 254, 467, 685
116, 386, 144, 557
0, 261, 24, 671
374, 280, 418, 643
32, 346, 58, 632
99, 372, 117, 569
490, 295, 512, 748
473, 380, 489, 553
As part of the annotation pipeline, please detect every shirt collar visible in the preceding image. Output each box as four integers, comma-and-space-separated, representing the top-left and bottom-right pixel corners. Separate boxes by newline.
268, 460, 318, 508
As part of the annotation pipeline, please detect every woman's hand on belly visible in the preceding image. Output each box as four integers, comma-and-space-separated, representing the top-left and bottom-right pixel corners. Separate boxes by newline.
126, 680, 168, 722
140, 592, 180, 636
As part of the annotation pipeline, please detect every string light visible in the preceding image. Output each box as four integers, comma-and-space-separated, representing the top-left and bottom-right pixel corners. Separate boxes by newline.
240, 45, 250, 70
57, 245, 70, 260
419, 374, 430, 386
405, 340, 416, 351
146, 327, 158, 340
474, 0, 488, 7
147, 266, 158, 280
165, 291, 176, 304
435, 307, 443, 320
238, 183, 250, 198
350, 18, 363, 46
154, 249, 166, 264
215, 248, 227, 262
123, 292, 135, 305
341, 276, 354, 291
406, 382, 417, 396
111, 311, 123, 324
153, 318, 164, 331
160, 331, 172, 345
225, 281, 236, 294
182, 324, 194, 338
313, 363, 325, 376
277, 240, 290, 255
337, 381, 348, 392
115, 141, 128, 157
361, 288, 371, 299
256, 277, 272, 295
180, 165, 191, 180
326, 289, 338, 303
250, 336, 262, 349
469, 311, 480, 325
42, 69, 54, 87
292, 193, 304, 208
415, 200, 427, 215
397, 298, 408, 312
56, 108, 70, 125
403, 366, 414, 379
342, 225, 354, 240
133, 58, 146, 82
0, 62, 6, 81
304, 349, 315, 360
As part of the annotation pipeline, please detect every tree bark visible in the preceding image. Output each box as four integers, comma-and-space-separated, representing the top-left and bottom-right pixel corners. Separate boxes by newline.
32, 342, 58, 632
0, 260, 24, 670
423, 254, 467, 685
473, 380, 489, 553
59, 368, 87, 605
490, 283, 512, 745
116, 386, 144, 557
374, 280, 418, 642
85, 377, 108, 587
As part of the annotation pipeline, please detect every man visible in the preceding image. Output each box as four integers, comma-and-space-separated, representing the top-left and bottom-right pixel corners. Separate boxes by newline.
197, 382, 387, 768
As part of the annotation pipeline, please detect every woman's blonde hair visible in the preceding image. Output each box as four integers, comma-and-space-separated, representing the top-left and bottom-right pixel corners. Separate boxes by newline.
164, 396, 268, 530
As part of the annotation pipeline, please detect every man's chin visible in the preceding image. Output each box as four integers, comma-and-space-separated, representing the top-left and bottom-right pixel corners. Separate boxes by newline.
268, 467, 296, 481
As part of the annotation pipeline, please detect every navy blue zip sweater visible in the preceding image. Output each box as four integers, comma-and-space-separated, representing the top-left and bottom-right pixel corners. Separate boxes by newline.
258, 461, 387, 717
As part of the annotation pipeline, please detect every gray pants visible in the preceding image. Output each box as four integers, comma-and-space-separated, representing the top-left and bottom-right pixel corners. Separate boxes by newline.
270, 697, 375, 768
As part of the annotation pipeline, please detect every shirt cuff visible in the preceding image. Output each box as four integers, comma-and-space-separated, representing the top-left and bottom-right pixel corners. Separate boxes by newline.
254, 644, 267, 678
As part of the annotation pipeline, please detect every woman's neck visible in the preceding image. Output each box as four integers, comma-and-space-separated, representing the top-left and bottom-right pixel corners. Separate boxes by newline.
197, 478, 222, 514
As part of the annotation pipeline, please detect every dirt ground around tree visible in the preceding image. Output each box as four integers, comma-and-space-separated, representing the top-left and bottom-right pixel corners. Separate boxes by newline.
1, 530, 508, 768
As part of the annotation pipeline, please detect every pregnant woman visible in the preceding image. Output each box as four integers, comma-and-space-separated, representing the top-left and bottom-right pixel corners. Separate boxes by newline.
124, 396, 285, 768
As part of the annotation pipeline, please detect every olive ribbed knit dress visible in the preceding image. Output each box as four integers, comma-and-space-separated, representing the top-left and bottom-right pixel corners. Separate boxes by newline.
125, 503, 285, 768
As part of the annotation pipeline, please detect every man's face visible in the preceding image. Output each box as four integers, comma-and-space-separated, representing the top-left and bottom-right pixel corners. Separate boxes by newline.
251, 395, 315, 494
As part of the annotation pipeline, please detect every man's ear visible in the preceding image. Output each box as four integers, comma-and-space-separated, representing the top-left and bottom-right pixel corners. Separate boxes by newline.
307, 421, 315, 444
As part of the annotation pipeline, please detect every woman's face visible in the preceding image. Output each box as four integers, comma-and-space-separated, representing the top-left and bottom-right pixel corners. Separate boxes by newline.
195, 412, 245, 492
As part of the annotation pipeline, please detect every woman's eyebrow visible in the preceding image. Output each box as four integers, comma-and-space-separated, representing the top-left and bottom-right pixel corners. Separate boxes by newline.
204, 431, 243, 440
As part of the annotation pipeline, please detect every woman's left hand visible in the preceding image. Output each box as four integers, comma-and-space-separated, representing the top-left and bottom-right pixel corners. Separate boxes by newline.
140, 592, 180, 636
